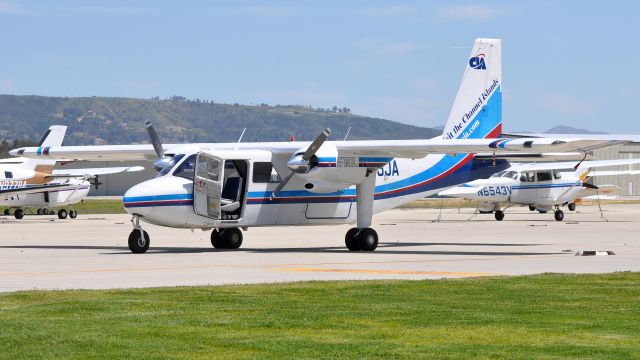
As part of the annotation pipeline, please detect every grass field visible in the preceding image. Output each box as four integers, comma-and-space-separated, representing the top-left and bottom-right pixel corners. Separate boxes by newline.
0, 273, 638, 359
1, 199, 126, 215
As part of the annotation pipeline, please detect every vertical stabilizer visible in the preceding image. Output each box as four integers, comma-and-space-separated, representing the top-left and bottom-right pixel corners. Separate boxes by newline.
19, 125, 67, 172
442, 38, 502, 140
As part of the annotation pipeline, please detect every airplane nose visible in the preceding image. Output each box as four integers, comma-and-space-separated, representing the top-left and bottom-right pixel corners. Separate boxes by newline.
122, 182, 154, 217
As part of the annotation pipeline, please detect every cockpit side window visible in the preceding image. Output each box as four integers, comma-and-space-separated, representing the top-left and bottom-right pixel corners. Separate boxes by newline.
553, 170, 561, 179
253, 162, 282, 183
491, 170, 507, 178
159, 154, 184, 176
174, 154, 197, 180
503, 171, 516, 179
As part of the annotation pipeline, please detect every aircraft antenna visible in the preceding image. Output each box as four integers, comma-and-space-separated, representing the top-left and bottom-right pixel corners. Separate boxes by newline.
344, 126, 352, 141
235, 128, 246, 150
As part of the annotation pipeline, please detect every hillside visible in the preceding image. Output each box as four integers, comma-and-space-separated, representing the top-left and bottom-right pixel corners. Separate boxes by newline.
0, 95, 440, 146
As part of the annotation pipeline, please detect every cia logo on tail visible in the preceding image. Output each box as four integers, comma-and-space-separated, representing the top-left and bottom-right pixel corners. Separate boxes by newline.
469, 53, 486, 70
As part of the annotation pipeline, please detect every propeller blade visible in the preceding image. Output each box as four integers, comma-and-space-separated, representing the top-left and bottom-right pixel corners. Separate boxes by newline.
270, 172, 295, 200
145, 120, 164, 159
302, 128, 331, 161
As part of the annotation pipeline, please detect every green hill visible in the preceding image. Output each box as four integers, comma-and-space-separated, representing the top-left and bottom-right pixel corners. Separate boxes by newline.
0, 95, 441, 146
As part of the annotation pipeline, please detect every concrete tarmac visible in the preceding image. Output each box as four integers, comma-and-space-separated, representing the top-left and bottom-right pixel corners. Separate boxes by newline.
1, 204, 639, 292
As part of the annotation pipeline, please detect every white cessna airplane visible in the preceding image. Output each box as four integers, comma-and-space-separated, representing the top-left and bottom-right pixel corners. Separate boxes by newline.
439, 159, 640, 221
1, 125, 144, 219
11, 39, 626, 253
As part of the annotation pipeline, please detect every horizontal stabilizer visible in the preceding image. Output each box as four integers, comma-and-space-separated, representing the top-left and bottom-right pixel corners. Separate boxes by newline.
438, 186, 484, 197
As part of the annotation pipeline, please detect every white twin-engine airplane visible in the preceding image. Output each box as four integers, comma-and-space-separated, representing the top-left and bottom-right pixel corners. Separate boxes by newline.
1, 125, 143, 219
439, 159, 640, 221
11, 39, 626, 253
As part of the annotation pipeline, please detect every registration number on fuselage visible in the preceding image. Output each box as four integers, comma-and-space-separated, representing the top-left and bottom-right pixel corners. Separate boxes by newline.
0, 180, 27, 190
478, 185, 512, 197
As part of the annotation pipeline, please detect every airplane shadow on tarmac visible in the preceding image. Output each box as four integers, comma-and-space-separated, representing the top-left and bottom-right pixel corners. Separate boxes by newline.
0, 243, 563, 256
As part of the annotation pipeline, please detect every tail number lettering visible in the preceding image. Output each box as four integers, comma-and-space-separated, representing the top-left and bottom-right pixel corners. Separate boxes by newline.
478, 186, 512, 197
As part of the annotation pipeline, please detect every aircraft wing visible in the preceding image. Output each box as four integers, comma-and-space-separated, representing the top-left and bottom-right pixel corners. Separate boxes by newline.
0, 182, 77, 198
10, 138, 627, 161
50, 166, 145, 178
510, 159, 640, 172
587, 170, 640, 177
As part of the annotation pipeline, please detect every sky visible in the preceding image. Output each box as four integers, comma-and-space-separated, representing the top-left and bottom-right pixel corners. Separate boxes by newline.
1, 0, 639, 133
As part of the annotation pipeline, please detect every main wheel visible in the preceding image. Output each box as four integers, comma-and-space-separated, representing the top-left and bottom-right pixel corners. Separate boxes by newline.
58, 209, 68, 219
14, 209, 24, 219
495, 210, 505, 221
210, 229, 225, 249
554, 210, 564, 221
358, 228, 379, 252
37, 208, 44, 215
69, 210, 78, 219
568, 203, 576, 211
528, 205, 536, 212
3, 209, 10, 216
222, 228, 243, 249
538, 210, 548, 214
345, 227, 362, 251
128, 229, 150, 253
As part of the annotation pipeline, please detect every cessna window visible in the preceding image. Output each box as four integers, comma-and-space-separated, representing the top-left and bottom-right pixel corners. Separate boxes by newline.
537, 171, 553, 182
520, 171, 535, 182
174, 154, 197, 180
253, 162, 282, 183
491, 171, 507, 178
4, 171, 12, 179
159, 154, 184, 176
553, 170, 561, 179
502, 171, 517, 179
195, 156, 220, 182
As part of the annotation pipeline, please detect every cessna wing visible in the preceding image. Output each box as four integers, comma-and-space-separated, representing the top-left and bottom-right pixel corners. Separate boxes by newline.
587, 170, 640, 177
48, 166, 145, 179
509, 159, 640, 172
10, 138, 628, 162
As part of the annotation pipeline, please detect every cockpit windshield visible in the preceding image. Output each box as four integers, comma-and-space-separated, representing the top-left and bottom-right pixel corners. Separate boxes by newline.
491, 170, 507, 178
158, 154, 184, 176
173, 154, 197, 180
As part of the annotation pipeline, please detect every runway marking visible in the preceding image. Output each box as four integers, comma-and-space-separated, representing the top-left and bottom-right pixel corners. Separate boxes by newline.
278, 267, 504, 277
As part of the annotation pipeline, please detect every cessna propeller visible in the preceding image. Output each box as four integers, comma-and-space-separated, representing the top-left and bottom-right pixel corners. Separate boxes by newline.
145, 120, 173, 172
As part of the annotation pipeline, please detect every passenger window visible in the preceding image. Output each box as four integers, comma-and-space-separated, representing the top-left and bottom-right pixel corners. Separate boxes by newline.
253, 162, 281, 183
174, 154, 197, 180
526, 172, 536, 182
4, 171, 12, 179
537, 171, 553, 182
519, 172, 526, 182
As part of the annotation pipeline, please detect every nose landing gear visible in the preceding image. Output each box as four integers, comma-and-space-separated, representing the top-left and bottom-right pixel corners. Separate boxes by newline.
128, 215, 150, 253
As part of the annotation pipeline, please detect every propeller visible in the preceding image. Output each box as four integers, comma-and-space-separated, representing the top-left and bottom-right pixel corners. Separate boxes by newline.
145, 120, 172, 171
271, 128, 331, 200
89, 175, 102, 190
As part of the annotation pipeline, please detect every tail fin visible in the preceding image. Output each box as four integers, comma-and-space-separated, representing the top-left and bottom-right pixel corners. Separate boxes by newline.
19, 125, 67, 172
442, 38, 502, 140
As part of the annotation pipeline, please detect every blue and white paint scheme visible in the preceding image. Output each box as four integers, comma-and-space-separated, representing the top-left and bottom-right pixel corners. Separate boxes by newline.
9, 38, 627, 252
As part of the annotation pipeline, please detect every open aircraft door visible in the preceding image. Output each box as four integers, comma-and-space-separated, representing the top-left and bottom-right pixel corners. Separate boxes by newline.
194, 152, 224, 219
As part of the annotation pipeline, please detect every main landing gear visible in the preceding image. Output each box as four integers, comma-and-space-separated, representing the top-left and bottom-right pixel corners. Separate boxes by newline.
211, 228, 243, 249
554, 209, 564, 221
345, 228, 378, 251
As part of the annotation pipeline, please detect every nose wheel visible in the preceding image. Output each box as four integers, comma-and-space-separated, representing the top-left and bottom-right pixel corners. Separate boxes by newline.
128, 215, 150, 253
345, 227, 378, 251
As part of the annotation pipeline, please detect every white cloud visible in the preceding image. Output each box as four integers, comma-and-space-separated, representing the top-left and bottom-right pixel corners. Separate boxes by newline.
357, 5, 416, 17
538, 94, 594, 116
353, 38, 418, 56
438, 4, 503, 21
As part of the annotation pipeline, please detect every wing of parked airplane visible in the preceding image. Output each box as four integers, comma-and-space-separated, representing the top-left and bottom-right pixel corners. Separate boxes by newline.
49, 166, 145, 178
9, 138, 629, 162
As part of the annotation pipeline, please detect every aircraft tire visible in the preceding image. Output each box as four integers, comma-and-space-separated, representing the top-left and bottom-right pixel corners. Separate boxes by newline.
494, 210, 505, 221
37, 209, 44, 215
210, 229, 226, 249
14, 209, 24, 219
58, 209, 68, 219
69, 210, 78, 219
358, 228, 378, 252
554, 210, 564, 221
3, 209, 10, 216
128, 229, 150, 254
568, 203, 576, 211
223, 228, 243, 249
528, 205, 536, 212
538, 210, 548, 214
345, 228, 362, 251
